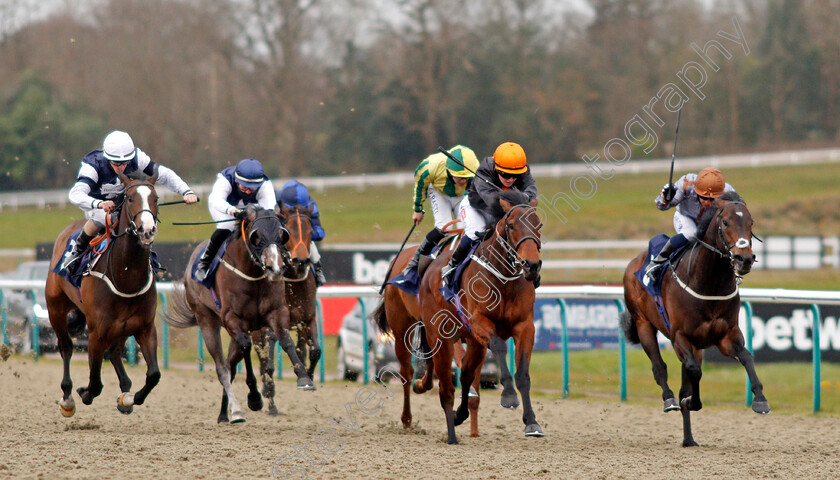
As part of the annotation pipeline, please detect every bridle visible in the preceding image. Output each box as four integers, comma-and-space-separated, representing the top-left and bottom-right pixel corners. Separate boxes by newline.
496, 204, 542, 268
110, 182, 159, 239
241, 209, 287, 270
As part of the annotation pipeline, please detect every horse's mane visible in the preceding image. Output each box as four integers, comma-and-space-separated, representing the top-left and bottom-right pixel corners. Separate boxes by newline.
696, 191, 744, 239
126, 170, 151, 181
499, 189, 530, 207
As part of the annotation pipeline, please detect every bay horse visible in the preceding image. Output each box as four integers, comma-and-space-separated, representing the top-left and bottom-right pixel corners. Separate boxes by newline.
165, 205, 315, 424
45, 170, 161, 417
373, 226, 520, 434
622, 192, 769, 447
419, 191, 543, 444
251, 203, 320, 415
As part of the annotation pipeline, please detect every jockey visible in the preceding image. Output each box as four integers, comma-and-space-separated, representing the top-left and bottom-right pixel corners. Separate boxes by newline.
195, 158, 277, 282
400, 145, 480, 277
645, 167, 737, 281
441, 142, 538, 289
64, 130, 197, 272
276, 180, 328, 287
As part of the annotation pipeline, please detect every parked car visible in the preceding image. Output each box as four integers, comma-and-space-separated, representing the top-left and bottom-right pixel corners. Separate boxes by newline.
336, 297, 500, 387
1, 260, 87, 353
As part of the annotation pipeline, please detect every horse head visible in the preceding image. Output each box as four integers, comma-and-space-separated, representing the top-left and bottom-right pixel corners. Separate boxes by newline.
278, 203, 314, 279
699, 192, 756, 276
497, 191, 542, 282
117, 170, 159, 246
242, 205, 289, 281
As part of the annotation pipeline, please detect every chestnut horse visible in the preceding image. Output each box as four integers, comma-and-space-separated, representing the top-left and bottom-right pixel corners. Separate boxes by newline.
373, 234, 520, 435
165, 205, 314, 424
251, 203, 320, 415
419, 192, 543, 444
622, 192, 769, 447
46, 171, 161, 417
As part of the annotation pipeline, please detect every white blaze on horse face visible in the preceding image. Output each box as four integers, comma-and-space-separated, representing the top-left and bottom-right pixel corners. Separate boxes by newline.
735, 238, 750, 249
136, 186, 156, 242
263, 244, 281, 273
736, 211, 743, 217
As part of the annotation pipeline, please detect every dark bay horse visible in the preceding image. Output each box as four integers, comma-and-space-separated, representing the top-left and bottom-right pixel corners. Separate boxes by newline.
45, 171, 161, 417
622, 192, 769, 447
165, 205, 314, 423
419, 192, 543, 444
373, 235, 520, 434
251, 203, 320, 415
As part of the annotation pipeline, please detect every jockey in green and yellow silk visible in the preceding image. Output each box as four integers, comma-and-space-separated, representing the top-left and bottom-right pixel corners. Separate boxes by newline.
400, 145, 480, 276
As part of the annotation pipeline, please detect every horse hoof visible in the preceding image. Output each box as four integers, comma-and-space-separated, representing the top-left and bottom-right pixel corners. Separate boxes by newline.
118, 392, 135, 408
468, 387, 479, 398
77, 388, 93, 405
683, 439, 699, 447
267, 405, 279, 417
297, 378, 316, 390
247, 392, 263, 411
446, 437, 459, 445
59, 397, 76, 418
752, 400, 770, 415
229, 411, 246, 424
664, 398, 680, 412
500, 395, 520, 410
524, 424, 545, 437
454, 409, 469, 426
412, 380, 426, 394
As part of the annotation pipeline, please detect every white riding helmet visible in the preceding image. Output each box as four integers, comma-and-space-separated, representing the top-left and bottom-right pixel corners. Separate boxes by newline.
103, 131, 137, 162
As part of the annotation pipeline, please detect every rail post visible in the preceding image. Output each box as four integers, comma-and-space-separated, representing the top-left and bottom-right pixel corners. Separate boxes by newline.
557, 299, 569, 399
159, 292, 169, 370
28, 290, 39, 361
316, 298, 325, 384
810, 304, 821, 413
360, 297, 369, 384
615, 299, 627, 402
743, 301, 754, 406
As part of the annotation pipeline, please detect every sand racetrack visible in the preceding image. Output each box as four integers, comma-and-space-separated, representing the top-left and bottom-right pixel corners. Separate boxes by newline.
1, 356, 838, 480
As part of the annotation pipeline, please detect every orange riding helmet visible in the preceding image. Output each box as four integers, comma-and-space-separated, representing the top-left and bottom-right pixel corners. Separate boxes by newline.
695, 168, 725, 198
493, 142, 528, 174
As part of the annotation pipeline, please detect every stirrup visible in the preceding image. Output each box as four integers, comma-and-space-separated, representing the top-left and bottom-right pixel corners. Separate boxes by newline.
645, 262, 663, 280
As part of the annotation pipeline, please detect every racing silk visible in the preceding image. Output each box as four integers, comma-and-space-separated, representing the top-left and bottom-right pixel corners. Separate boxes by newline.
69, 149, 192, 210
277, 180, 325, 241
412, 152, 471, 213
207, 166, 276, 215
467, 157, 538, 222
655, 173, 736, 219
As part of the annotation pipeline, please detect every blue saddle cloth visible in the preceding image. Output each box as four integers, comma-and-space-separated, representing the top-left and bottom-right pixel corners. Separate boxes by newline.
388, 237, 455, 295
189, 234, 235, 289
53, 229, 162, 289
633, 234, 687, 331
439, 240, 480, 303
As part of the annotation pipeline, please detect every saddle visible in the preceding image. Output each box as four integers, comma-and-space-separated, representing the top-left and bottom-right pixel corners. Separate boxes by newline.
633, 234, 690, 330
387, 235, 461, 296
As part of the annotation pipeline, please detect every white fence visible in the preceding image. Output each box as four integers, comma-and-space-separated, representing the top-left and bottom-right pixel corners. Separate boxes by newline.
2, 147, 839, 210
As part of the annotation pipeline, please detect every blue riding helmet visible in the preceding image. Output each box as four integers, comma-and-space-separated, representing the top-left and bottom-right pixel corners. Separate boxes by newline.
279, 180, 310, 207
234, 158, 267, 189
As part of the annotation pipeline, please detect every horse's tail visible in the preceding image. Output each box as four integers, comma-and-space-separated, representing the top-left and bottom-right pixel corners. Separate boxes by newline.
164, 282, 197, 328
619, 311, 640, 345
370, 299, 390, 335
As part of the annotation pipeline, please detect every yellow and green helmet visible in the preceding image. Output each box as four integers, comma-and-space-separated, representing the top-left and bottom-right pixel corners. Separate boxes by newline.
445, 145, 479, 178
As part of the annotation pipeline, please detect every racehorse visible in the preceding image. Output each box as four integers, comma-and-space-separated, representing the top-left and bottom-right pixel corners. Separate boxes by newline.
165, 204, 315, 423
622, 192, 769, 447
419, 191, 543, 444
250, 203, 320, 415
45, 171, 161, 417
373, 226, 520, 435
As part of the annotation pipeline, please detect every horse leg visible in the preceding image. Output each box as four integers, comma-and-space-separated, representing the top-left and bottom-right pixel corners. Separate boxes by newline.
718, 330, 770, 414
231, 331, 262, 412
679, 364, 699, 447
52, 307, 76, 417
131, 324, 161, 407
200, 323, 245, 424
268, 308, 315, 390
274, 327, 315, 390
392, 325, 415, 430
454, 338, 484, 428
107, 343, 134, 414
673, 332, 703, 412
489, 334, 519, 409
77, 330, 105, 405
252, 329, 279, 416
433, 338, 458, 444
512, 320, 543, 437
468, 352, 485, 438
636, 321, 678, 411
306, 316, 321, 380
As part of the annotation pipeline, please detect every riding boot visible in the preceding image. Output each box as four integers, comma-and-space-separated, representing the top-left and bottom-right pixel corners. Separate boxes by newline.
645, 235, 687, 282
441, 235, 473, 289
62, 231, 93, 273
195, 229, 228, 282
401, 228, 445, 276
313, 261, 327, 287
